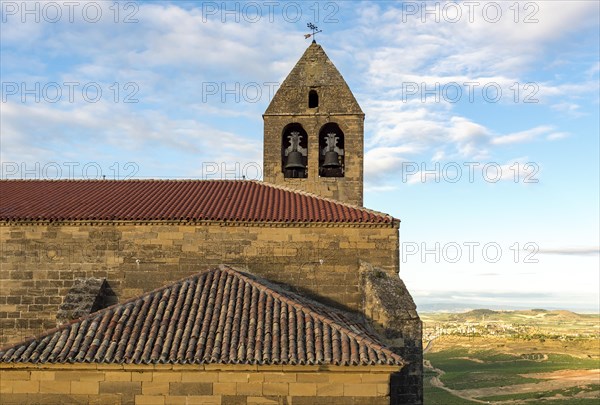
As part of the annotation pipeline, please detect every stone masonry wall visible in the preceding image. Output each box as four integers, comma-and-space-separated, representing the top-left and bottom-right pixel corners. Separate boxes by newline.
0, 221, 398, 346
0, 363, 398, 405
360, 262, 423, 405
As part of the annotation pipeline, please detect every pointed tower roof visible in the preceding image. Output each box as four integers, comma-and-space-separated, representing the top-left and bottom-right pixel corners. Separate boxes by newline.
265, 42, 364, 115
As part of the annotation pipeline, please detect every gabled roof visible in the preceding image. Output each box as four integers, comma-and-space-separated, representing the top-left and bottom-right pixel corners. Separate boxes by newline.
0, 180, 393, 224
0, 266, 404, 366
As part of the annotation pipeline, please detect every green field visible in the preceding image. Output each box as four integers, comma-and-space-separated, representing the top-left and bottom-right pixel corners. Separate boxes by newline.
424, 368, 480, 404
425, 340, 599, 403
477, 384, 600, 402
427, 349, 598, 390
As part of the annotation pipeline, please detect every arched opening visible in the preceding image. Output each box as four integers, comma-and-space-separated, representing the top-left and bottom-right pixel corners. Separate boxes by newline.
308, 90, 319, 108
281, 123, 308, 178
319, 123, 344, 178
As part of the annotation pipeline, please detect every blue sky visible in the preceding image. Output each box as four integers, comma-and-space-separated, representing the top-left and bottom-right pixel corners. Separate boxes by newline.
1, 1, 599, 311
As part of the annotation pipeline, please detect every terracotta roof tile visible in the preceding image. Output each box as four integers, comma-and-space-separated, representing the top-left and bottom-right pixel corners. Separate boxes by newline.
0, 266, 403, 366
0, 180, 393, 224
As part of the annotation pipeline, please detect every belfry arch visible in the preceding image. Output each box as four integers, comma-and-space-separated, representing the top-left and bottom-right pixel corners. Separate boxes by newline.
319, 123, 344, 178
281, 123, 308, 179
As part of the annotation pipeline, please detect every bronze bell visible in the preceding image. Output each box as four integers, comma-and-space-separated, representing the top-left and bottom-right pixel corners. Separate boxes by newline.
322, 150, 341, 168
285, 150, 306, 170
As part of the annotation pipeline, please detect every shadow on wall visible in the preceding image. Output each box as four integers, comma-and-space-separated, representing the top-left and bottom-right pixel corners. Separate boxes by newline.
57, 278, 118, 324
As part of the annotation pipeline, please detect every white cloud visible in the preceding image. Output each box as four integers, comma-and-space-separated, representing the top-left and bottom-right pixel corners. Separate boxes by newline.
546, 132, 570, 141
364, 145, 421, 186
586, 62, 600, 77
0, 101, 262, 179
550, 102, 583, 117
361, 93, 568, 188
3, 1, 593, 184
354, 1, 598, 82
538, 247, 600, 256
352, 2, 597, 191
491, 126, 555, 145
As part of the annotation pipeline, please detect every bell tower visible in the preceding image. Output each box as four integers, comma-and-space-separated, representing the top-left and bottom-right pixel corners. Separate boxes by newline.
263, 42, 364, 206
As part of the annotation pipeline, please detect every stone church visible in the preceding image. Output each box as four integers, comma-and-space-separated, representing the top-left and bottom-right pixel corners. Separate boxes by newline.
0, 43, 423, 404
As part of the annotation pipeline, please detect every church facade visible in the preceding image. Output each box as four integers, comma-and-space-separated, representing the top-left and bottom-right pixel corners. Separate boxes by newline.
0, 43, 422, 404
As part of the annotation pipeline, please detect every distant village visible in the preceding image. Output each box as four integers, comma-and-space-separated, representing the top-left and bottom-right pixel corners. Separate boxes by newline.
424, 319, 600, 341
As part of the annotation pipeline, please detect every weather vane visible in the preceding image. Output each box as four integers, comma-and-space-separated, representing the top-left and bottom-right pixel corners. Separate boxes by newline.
304, 22, 322, 43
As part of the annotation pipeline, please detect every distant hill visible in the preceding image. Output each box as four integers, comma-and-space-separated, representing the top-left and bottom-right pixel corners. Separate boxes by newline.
417, 302, 599, 314
422, 308, 599, 324
450, 309, 588, 321
465, 309, 498, 316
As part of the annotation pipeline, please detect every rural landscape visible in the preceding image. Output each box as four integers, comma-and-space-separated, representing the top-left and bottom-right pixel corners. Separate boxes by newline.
422, 309, 600, 404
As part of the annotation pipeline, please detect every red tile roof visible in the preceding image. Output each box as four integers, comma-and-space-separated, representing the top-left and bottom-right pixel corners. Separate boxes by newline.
0, 266, 404, 366
0, 180, 393, 224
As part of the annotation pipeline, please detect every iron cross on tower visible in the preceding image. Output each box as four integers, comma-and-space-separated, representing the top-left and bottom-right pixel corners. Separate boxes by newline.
305, 23, 322, 43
